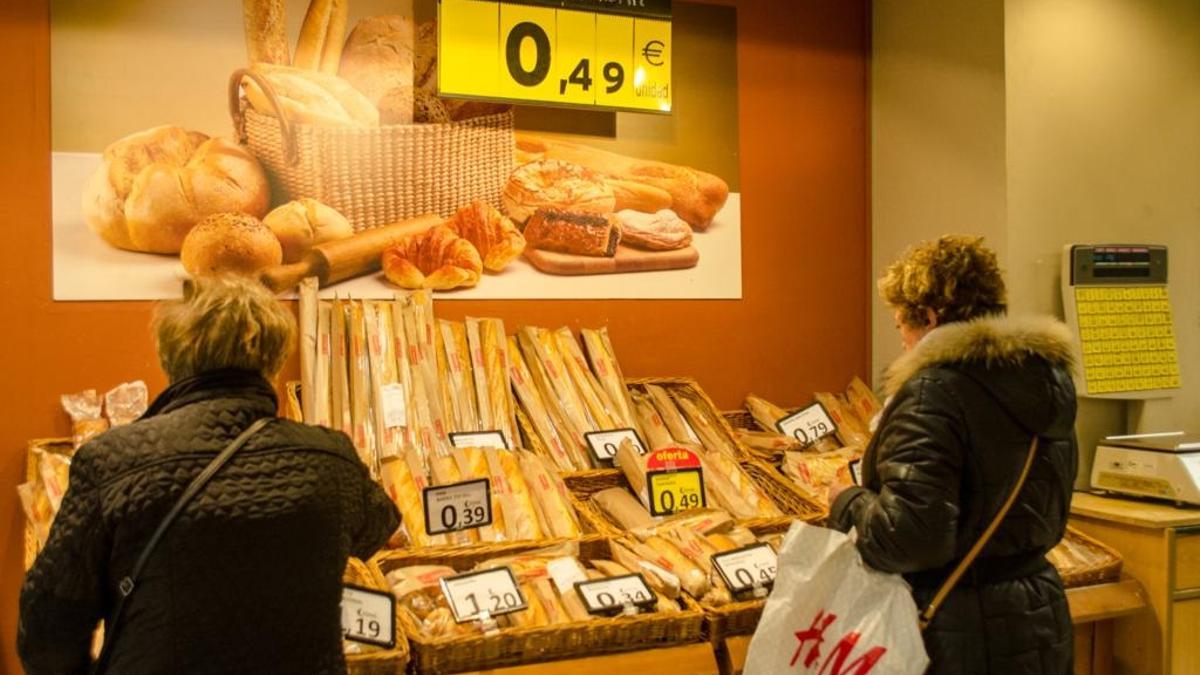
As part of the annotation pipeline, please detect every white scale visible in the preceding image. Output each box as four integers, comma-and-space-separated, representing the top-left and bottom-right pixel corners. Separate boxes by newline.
1092, 433, 1200, 506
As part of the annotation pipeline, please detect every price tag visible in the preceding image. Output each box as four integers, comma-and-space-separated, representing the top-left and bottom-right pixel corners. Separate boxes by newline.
381, 383, 407, 428
584, 428, 647, 464
646, 468, 706, 516
848, 458, 862, 486
449, 430, 509, 450
423, 478, 493, 535
712, 544, 779, 596
440, 567, 528, 623
341, 584, 396, 648
575, 574, 658, 616
439, 0, 672, 113
776, 403, 838, 445
548, 556, 589, 594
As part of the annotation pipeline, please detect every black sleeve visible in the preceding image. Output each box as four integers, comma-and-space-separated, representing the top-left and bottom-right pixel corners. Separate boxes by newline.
351, 477, 401, 560
829, 375, 967, 574
18, 453, 109, 675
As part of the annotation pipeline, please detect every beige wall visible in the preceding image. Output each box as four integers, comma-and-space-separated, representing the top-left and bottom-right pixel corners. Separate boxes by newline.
873, 0, 1200, 486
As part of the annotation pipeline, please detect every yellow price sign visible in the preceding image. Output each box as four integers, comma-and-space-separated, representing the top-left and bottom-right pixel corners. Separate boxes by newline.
647, 468, 705, 516
438, 0, 672, 113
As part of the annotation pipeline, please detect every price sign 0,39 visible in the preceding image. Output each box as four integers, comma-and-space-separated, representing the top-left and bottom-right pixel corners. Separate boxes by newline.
423, 478, 492, 536
441, 567, 528, 623
575, 574, 658, 616
438, 0, 672, 113
646, 468, 705, 516
712, 543, 778, 596
341, 585, 396, 648
776, 402, 838, 445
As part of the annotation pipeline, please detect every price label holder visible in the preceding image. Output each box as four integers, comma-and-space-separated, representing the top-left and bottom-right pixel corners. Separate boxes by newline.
776, 402, 838, 446
848, 458, 862, 486
441, 567, 528, 629
584, 428, 647, 465
449, 430, 509, 450
423, 478, 493, 536
575, 574, 658, 616
712, 543, 778, 599
439, 0, 672, 113
646, 468, 706, 516
341, 584, 396, 648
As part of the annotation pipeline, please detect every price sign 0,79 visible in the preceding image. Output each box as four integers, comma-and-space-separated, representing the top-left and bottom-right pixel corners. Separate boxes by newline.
439, 0, 672, 113
441, 567, 528, 623
646, 468, 705, 516
776, 402, 838, 446
712, 544, 779, 596
423, 478, 492, 536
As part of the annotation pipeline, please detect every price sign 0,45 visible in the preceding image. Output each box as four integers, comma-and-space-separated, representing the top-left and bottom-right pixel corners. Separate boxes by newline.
423, 478, 493, 536
341, 585, 396, 648
646, 468, 705, 516
575, 574, 658, 616
776, 402, 838, 445
712, 544, 779, 595
440, 567, 528, 623
439, 0, 672, 113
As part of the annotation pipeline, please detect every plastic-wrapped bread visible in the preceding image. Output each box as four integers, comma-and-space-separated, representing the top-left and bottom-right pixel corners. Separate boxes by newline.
518, 450, 582, 538
521, 327, 594, 442
439, 320, 479, 432
815, 392, 871, 447
531, 578, 570, 625
504, 583, 548, 628
465, 318, 494, 433
388, 296, 421, 461
706, 533, 739, 552
674, 394, 738, 458
480, 318, 518, 448
313, 303, 333, 427
508, 337, 577, 471
430, 452, 479, 545
659, 525, 720, 574
379, 453, 446, 547
638, 508, 735, 538
330, 298, 353, 437
299, 277, 319, 423
644, 384, 697, 444
485, 448, 544, 541
614, 439, 650, 505
411, 292, 450, 447
845, 376, 883, 425
592, 487, 656, 530
454, 446, 505, 541
629, 537, 709, 598
397, 294, 441, 466
745, 393, 789, 432
432, 325, 458, 434
783, 447, 860, 501
555, 327, 618, 430
367, 302, 404, 460
694, 452, 759, 519
581, 328, 637, 430
735, 429, 805, 454
517, 331, 592, 469
347, 301, 377, 471
610, 540, 681, 600
631, 392, 673, 449
702, 451, 782, 518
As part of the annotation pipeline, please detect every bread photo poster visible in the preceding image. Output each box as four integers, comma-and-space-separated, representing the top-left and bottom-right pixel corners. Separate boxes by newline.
50, 0, 741, 300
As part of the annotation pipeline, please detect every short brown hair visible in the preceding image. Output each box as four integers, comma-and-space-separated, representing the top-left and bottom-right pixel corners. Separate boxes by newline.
879, 235, 1007, 327
154, 275, 295, 381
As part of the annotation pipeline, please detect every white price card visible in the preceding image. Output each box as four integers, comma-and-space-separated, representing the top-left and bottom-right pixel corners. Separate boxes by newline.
713, 544, 779, 595
584, 428, 647, 463
423, 478, 493, 536
449, 430, 509, 450
380, 383, 408, 429
848, 458, 862, 486
341, 584, 396, 648
548, 556, 589, 594
776, 402, 838, 445
575, 574, 658, 615
440, 567, 527, 623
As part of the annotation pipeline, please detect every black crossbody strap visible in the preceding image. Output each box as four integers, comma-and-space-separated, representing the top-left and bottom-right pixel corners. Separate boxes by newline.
91, 417, 271, 673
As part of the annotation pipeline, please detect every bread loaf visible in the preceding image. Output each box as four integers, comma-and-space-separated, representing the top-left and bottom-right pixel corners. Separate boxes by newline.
245, 64, 379, 127
294, 0, 348, 73
180, 213, 282, 277
242, 0, 289, 65
263, 198, 353, 263
339, 15, 416, 125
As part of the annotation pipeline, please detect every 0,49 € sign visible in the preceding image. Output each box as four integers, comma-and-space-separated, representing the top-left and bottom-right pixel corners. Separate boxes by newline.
438, 0, 672, 113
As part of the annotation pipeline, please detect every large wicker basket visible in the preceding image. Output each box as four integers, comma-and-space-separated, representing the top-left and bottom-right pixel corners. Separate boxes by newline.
23, 438, 74, 570
374, 539, 706, 673
344, 557, 410, 675
229, 69, 515, 230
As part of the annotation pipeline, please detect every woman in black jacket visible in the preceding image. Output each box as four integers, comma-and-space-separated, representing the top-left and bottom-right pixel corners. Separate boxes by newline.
830, 236, 1077, 674
18, 275, 400, 674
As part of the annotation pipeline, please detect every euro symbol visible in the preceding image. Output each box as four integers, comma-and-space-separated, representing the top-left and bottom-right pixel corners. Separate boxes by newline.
642, 40, 665, 67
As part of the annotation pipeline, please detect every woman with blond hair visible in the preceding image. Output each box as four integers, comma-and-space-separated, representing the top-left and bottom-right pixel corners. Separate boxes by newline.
829, 236, 1077, 674
18, 275, 399, 674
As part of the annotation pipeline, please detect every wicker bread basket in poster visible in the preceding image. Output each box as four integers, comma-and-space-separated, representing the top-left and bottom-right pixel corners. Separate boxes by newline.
228, 69, 515, 231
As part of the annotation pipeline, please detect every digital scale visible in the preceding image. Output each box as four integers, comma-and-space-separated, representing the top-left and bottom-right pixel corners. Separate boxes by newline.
1092, 433, 1200, 506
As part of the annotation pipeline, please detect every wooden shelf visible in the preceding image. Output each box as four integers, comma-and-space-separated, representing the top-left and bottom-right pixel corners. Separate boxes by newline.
452, 643, 720, 675
1067, 577, 1147, 623
1071, 492, 1200, 529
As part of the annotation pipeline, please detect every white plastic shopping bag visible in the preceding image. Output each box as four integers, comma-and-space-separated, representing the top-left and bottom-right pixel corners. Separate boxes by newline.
744, 521, 928, 675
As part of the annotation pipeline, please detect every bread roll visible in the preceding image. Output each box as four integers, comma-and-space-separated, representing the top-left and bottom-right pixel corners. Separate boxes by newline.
263, 198, 353, 263
180, 213, 282, 277
82, 126, 270, 254
339, 15, 415, 125
245, 64, 379, 128
242, 0, 289, 65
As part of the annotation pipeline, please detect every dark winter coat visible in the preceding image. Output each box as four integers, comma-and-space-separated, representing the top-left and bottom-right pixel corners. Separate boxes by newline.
18, 370, 400, 675
830, 315, 1078, 675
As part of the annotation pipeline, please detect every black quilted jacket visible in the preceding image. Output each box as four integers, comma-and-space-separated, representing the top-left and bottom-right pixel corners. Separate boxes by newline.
18, 370, 400, 675
830, 316, 1078, 675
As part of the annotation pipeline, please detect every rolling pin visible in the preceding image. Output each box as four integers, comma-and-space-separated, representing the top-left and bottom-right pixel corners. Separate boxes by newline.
260, 213, 441, 292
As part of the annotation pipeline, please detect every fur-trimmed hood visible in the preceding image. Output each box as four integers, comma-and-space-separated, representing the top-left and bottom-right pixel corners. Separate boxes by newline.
885, 315, 1077, 396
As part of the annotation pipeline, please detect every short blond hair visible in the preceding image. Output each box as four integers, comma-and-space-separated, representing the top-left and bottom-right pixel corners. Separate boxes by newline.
154, 275, 295, 382
879, 235, 1007, 327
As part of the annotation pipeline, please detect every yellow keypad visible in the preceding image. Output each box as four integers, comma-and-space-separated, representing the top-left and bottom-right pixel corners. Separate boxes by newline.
1074, 285, 1181, 394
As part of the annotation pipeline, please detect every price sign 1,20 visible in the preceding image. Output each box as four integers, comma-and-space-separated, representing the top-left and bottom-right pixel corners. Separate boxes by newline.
341, 584, 396, 648
575, 574, 658, 616
776, 402, 838, 446
423, 478, 493, 536
646, 467, 706, 517
712, 544, 779, 596
440, 567, 528, 624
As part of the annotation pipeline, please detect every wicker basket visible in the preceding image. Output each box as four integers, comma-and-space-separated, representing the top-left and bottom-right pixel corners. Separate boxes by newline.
229, 69, 515, 230
23, 438, 75, 570
1052, 526, 1124, 588
374, 539, 706, 673
344, 558, 410, 675
699, 522, 793, 642
626, 377, 756, 462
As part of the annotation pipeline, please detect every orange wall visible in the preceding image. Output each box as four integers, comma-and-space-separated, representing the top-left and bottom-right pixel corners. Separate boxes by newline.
0, 0, 868, 670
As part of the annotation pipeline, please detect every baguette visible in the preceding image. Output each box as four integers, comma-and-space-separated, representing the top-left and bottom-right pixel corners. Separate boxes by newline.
592, 487, 655, 530
606, 178, 672, 214
242, 0, 290, 65
294, 0, 347, 71
320, 0, 349, 74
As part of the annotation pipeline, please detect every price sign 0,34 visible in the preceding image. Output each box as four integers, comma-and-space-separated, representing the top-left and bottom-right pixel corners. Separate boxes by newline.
341, 585, 396, 648
575, 574, 657, 615
712, 544, 778, 595
423, 478, 493, 536
776, 402, 838, 445
441, 567, 528, 623
646, 467, 705, 516
438, 0, 672, 113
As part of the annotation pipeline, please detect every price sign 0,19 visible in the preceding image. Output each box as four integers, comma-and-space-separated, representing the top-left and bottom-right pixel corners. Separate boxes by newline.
584, 428, 647, 464
341, 584, 396, 648
575, 574, 658, 616
423, 478, 492, 536
646, 467, 705, 516
440, 567, 528, 623
438, 0, 672, 113
776, 402, 838, 445
712, 543, 779, 595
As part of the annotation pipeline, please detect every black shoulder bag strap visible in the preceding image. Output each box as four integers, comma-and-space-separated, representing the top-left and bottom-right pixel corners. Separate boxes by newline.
91, 417, 271, 674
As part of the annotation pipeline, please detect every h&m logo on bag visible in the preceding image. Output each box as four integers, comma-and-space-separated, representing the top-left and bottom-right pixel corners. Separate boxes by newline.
790, 609, 887, 674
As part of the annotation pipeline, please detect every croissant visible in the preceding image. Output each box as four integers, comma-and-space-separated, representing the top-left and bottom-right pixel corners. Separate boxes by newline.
445, 201, 525, 272
381, 225, 482, 290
